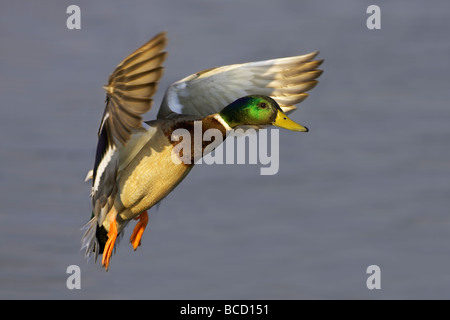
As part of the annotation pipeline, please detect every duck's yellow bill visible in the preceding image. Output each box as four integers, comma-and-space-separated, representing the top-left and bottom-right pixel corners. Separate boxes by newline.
273, 110, 309, 132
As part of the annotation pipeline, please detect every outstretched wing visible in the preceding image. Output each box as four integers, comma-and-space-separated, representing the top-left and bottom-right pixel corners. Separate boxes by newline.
157, 51, 323, 119
93, 31, 167, 195
101, 32, 167, 147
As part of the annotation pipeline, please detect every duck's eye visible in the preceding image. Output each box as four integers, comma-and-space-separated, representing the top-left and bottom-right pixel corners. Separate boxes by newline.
259, 102, 267, 109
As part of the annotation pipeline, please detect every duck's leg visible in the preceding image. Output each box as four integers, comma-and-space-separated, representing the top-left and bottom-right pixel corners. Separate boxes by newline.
102, 217, 118, 271
130, 211, 149, 250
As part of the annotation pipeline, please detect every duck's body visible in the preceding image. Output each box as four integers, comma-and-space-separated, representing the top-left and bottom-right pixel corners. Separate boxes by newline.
82, 32, 323, 270
83, 112, 228, 266
97, 113, 226, 233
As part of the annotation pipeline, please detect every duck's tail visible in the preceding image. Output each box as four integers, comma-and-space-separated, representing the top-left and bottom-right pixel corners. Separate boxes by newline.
81, 213, 124, 263
81, 214, 104, 262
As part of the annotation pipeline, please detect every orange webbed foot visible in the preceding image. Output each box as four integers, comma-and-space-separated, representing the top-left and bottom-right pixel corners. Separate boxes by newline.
130, 211, 149, 250
102, 218, 118, 271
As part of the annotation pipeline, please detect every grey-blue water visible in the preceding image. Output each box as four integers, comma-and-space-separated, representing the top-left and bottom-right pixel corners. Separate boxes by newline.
1, 0, 449, 299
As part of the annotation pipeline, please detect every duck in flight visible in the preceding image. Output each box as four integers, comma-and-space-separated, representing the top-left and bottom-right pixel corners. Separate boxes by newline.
81, 32, 323, 270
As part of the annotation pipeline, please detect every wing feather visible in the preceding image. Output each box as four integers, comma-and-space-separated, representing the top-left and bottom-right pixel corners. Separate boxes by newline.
158, 51, 322, 119
101, 32, 167, 147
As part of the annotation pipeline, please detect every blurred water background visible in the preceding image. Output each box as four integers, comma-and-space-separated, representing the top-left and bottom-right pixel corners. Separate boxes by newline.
0, 0, 449, 299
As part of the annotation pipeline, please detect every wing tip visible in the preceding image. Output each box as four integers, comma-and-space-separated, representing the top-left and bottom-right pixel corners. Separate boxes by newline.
100, 31, 168, 147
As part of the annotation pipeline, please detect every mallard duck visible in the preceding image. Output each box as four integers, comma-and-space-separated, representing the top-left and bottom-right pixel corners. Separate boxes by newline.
81, 32, 323, 270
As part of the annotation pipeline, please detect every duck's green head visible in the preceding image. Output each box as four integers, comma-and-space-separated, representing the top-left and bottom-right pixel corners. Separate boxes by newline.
219, 95, 308, 132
